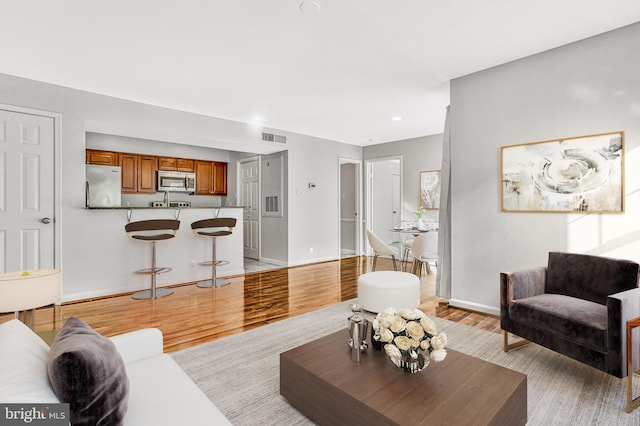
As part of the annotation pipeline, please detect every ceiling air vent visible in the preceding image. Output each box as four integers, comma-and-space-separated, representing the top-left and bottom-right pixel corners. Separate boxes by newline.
262, 131, 287, 144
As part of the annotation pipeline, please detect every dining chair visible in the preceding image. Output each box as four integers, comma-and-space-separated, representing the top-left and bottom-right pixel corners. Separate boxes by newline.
399, 233, 415, 271
366, 229, 398, 271
411, 231, 438, 276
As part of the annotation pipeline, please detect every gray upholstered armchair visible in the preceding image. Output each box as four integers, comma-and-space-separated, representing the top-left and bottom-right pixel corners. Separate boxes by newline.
501, 251, 640, 378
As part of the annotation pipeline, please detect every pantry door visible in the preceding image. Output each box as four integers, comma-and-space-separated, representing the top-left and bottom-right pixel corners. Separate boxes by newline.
240, 158, 260, 260
0, 107, 56, 272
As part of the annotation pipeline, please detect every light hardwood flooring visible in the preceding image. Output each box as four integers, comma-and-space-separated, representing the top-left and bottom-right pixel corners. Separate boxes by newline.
1, 256, 500, 353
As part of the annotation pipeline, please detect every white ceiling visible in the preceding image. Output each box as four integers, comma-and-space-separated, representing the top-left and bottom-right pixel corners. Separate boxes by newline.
2, 1, 640, 146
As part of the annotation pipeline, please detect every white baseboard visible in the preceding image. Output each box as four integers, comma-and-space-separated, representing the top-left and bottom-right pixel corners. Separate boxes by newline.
288, 255, 340, 267
258, 257, 288, 267
448, 298, 500, 316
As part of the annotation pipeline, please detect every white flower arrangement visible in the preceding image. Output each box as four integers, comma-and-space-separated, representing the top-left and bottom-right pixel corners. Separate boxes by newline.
372, 307, 447, 372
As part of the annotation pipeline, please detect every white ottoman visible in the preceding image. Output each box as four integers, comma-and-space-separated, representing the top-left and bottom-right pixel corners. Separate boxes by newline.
357, 271, 420, 313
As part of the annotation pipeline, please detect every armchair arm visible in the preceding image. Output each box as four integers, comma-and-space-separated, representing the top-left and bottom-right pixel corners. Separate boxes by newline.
607, 288, 640, 377
109, 328, 163, 364
500, 266, 546, 330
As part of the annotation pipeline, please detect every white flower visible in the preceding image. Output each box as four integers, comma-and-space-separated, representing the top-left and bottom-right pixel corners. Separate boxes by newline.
372, 319, 380, 332
379, 313, 394, 329
430, 349, 447, 362
384, 344, 402, 362
420, 316, 438, 335
383, 307, 396, 315
379, 327, 394, 343
420, 339, 430, 351
406, 321, 425, 340
398, 308, 419, 320
394, 336, 412, 351
430, 332, 447, 350
389, 315, 407, 333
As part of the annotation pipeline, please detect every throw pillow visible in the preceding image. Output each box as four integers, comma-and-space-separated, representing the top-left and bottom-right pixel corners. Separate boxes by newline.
47, 317, 129, 426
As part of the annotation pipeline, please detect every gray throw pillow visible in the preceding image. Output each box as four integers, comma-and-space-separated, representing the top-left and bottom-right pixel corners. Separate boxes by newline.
47, 317, 129, 426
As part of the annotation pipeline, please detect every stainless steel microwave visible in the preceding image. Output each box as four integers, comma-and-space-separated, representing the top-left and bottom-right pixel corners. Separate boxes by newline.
157, 171, 196, 193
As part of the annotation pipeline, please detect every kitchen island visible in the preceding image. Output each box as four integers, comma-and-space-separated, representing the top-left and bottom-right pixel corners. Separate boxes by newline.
71, 206, 245, 302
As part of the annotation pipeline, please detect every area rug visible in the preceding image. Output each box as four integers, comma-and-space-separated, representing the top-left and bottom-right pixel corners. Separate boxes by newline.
171, 301, 640, 425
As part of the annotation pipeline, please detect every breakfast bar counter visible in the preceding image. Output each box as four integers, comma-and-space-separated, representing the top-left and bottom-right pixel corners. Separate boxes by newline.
69, 206, 245, 302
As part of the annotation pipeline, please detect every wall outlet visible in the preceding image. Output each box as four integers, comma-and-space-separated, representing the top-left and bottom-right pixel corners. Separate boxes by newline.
309, 247, 314, 253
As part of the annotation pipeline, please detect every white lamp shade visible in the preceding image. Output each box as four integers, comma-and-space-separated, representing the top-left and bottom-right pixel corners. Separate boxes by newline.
0, 269, 61, 312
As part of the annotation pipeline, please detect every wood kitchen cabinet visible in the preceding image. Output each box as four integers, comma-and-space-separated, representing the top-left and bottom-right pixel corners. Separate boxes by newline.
86, 149, 119, 166
157, 157, 195, 172
195, 160, 227, 195
120, 153, 157, 194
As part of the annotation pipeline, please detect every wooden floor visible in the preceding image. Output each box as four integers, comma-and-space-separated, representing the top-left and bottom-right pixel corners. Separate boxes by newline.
2, 256, 500, 353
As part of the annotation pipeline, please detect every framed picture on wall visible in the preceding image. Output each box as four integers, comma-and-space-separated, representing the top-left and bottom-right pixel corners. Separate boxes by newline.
501, 131, 624, 213
420, 170, 441, 209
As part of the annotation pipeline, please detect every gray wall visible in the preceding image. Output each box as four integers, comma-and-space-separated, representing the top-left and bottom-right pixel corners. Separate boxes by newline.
449, 22, 640, 314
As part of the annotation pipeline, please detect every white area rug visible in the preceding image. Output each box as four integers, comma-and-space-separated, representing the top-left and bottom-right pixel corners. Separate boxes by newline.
172, 300, 640, 425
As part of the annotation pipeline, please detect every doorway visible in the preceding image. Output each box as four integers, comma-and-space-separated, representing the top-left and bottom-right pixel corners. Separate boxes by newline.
339, 158, 362, 258
365, 156, 402, 253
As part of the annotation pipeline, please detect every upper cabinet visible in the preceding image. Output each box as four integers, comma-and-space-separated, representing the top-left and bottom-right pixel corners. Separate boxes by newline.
157, 157, 195, 172
195, 160, 228, 195
86, 149, 226, 196
120, 154, 157, 194
86, 149, 118, 166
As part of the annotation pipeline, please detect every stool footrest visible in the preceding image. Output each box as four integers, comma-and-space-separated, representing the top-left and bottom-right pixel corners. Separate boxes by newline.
199, 260, 229, 267
134, 267, 172, 275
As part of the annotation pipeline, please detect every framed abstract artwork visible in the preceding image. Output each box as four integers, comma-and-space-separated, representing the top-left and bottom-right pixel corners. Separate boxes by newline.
420, 170, 441, 210
501, 131, 624, 213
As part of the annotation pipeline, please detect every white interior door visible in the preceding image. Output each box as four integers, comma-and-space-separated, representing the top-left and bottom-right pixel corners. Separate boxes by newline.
0, 108, 55, 273
339, 159, 362, 257
366, 157, 401, 251
240, 159, 260, 260
391, 173, 401, 243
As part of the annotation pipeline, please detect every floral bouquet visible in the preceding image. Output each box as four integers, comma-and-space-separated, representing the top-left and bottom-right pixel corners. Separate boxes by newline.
372, 307, 447, 373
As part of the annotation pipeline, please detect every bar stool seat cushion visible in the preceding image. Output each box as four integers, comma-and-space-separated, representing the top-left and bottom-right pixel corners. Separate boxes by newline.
131, 233, 176, 241
357, 271, 420, 313
194, 230, 233, 237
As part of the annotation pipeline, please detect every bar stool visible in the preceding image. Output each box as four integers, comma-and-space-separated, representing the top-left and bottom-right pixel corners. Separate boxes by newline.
125, 219, 180, 299
191, 217, 236, 288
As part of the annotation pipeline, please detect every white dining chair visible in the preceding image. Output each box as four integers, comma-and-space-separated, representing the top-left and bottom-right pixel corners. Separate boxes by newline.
411, 231, 438, 276
399, 233, 415, 271
366, 230, 398, 271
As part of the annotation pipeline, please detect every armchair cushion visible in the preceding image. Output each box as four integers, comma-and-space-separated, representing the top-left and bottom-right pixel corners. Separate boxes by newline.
546, 251, 639, 305
510, 294, 606, 351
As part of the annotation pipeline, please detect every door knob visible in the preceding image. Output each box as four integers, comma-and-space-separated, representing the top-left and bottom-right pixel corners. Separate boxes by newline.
41, 217, 51, 224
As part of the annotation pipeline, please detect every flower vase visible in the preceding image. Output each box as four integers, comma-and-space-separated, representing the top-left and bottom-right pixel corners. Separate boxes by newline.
417, 218, 425, 230
392, 350, 430, 373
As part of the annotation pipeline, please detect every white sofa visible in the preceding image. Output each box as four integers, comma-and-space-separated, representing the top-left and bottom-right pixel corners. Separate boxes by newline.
0, 319, 231, 425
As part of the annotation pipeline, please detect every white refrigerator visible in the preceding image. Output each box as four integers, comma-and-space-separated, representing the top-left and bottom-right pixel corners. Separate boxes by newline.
86, 164, 122, 207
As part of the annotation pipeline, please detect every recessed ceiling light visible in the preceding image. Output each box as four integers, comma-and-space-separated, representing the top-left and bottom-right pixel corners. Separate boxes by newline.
299, 1, 320, 13
392, 116, 403, 121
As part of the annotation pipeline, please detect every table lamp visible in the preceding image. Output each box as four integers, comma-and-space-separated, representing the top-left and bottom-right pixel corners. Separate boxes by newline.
0, 269, 61, 330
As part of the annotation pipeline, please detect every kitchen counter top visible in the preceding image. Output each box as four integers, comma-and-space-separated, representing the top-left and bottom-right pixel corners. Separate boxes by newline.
86, 205, 247, 210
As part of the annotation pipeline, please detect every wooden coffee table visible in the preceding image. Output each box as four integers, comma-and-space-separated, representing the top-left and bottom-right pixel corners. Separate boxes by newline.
280, 328, 527, 425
